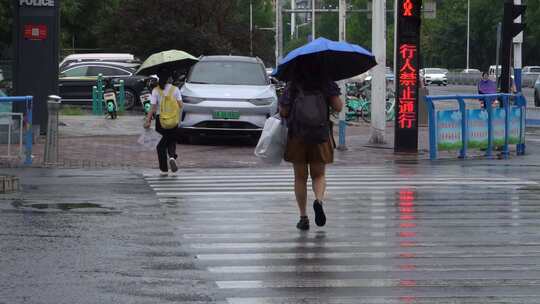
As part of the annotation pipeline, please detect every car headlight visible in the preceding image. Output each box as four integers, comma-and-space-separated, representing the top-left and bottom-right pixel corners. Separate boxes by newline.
248, 97, 276, 106
183, 96, 204, 104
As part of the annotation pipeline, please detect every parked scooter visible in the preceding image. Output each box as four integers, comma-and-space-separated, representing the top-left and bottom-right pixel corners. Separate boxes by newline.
139, 76, 158, 116
103, 78, 119, 119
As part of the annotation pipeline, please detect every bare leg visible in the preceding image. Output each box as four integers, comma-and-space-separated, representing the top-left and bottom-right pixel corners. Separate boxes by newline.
309, 163, 326, 202
293, 163, 309, 217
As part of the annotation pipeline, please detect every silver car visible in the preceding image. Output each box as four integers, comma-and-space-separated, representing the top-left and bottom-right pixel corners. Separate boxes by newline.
179, 56, 278, 140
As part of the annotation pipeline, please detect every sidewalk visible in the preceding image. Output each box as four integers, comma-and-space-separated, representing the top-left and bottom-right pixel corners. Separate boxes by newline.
1, 114, 529, 169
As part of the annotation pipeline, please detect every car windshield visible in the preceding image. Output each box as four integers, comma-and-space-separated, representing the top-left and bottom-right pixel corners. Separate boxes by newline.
188, 61, 267, 85
425, 68, 446, 74
529, 67, 540, 73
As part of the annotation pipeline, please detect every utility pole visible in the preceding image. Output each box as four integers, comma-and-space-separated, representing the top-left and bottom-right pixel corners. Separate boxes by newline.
466, 0, 470, 70
275, 0, 283, 67
513, 0, 523, 92
250, 0, 253, 56
337, 0, 347, 150
369, 0, 387, 144
311, 0, 316, 40
291, 0, 296, 39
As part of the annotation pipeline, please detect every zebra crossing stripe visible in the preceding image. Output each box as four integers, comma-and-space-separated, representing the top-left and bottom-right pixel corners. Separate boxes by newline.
208, 264, 540, 274
216, 278, 540, 289
226, 296, 540, 304
144, 167, 536, 197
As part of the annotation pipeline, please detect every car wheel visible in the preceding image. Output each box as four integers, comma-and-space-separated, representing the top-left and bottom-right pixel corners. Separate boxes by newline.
123, 89, 137, 110
177, 134, 191, 145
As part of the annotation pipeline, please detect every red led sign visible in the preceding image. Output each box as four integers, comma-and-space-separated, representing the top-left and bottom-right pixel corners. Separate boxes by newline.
395, 0, 422, 152
398, 45, 417, 129
24, 24, 47, 41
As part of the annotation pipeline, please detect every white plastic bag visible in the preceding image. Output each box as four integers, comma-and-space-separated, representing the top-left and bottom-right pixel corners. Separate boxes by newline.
137, 128, 162, 150
254, 115, 288, 165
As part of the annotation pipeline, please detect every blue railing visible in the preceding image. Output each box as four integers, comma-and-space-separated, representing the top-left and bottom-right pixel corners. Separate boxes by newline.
0, 96, 33, 165
425, 93, 526, 160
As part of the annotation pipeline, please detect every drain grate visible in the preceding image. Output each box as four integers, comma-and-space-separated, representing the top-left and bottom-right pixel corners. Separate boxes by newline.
0, 175, 19, 193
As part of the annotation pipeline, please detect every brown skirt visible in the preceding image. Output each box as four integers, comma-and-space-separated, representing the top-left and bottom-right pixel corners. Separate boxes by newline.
284, 136, 335, 164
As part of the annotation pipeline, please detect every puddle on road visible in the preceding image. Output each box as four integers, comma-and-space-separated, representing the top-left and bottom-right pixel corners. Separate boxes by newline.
11, 200, 115, 212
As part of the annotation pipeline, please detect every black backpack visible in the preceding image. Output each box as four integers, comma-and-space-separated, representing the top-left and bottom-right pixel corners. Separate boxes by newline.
290, 87, 330, 144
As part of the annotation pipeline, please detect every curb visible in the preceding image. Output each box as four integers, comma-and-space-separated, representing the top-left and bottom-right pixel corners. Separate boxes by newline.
0, 175, 19, 193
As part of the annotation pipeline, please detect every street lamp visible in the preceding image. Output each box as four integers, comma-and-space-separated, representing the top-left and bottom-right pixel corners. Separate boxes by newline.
250, 0, 253, 56
466, 0, 470, 70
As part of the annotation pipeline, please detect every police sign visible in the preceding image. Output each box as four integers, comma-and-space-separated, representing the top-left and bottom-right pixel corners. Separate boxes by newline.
19, 0, 55, 7
14, 0, 59, 131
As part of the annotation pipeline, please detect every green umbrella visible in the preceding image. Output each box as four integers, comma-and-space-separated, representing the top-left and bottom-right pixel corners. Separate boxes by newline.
136, 50, 199, 76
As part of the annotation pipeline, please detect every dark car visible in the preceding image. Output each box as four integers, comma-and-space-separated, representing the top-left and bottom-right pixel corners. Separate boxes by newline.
58, 62, 148, 110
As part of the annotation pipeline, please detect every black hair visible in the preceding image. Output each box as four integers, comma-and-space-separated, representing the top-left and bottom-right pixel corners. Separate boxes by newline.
157, 67, 171, 90
291, 54, 328, 91
482, 72, 489, 78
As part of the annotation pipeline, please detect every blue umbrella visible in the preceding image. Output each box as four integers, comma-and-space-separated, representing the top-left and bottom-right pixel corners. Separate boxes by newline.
273, 37, 377, 82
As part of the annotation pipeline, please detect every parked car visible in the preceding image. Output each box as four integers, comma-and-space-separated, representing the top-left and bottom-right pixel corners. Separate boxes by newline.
58, 62, 148, 110
534, 75, 540, 107
461, 68, 481, 74
523, 66, 540, 76
420, 68, 448, 86
179, 55, 278, 141
489, 65, 514, 78
59, 53, 140, 70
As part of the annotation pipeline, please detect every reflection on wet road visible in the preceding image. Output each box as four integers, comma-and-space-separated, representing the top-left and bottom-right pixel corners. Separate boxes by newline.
143, 165, 540, 303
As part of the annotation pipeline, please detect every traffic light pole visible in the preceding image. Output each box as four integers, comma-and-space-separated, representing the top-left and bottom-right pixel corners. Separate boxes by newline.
500, 0, 525, 93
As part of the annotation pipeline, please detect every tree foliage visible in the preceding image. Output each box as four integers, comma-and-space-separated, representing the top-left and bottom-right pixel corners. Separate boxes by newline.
97, 0, 275, 66
0, 0, 539, 71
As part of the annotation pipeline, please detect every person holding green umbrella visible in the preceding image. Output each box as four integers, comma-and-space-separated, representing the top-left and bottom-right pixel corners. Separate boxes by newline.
140, 50, 198, 176
136, 50, 199, 76
145, 67, 183, 176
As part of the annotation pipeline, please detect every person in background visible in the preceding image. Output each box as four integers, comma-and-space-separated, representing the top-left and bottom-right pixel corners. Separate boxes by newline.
478, 72, 497, 95
478, 72, 498, 108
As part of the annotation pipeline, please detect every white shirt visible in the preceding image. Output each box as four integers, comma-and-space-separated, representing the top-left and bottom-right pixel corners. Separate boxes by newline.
150, 84, 182, 114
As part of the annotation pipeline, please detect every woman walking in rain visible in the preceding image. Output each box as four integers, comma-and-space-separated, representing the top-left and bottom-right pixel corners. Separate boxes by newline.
278, 57, 343, 230
272, 37, 376, 230
145, 67, 182, 176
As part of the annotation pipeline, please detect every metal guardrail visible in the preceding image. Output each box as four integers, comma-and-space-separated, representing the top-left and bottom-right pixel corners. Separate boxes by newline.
0, 112, 23, 160
447, 72, 537, 88
0, 96, 33, 165
425, 93, 526, 160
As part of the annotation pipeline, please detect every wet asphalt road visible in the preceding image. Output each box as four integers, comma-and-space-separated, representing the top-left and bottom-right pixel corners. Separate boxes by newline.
3, 160, 540, 303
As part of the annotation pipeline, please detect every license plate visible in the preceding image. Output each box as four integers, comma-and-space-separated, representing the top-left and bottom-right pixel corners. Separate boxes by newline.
140, 93, 151, 102
103, 92, 116, 101
213, 111, 240, 120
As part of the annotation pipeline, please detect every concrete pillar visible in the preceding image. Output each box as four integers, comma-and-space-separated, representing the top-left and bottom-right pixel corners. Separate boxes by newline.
44, 95, 61, 166
369, 0, 387, 144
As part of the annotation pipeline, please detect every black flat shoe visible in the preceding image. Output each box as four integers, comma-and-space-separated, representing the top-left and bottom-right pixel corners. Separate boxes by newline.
296, 216, 309, 230
313, 200, 326, 227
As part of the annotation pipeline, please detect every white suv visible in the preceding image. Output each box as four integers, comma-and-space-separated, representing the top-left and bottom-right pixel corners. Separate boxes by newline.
421, 68, 448, 86
179, 56, 278, 141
